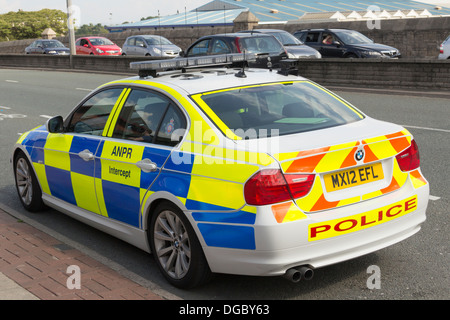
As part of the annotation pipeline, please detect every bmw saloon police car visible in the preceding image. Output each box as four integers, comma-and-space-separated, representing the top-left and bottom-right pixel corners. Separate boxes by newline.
12, 54, 429, 288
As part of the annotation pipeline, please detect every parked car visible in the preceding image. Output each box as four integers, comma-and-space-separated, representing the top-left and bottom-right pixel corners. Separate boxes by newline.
25, 39, 70, 55
122, 35, 181, 58
183, 33, 288, 68
238, 29, 321, 59
438, 35, 450, 59
75, 37, 122, 55
293, 29, 401, 59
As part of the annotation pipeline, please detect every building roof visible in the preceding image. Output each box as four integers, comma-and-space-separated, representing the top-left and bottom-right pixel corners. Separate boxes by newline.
106, 0, 450, 31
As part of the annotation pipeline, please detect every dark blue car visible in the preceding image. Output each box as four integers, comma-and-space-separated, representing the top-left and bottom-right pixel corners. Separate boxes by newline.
293, 29, 401, 59
25, 39, 70, 55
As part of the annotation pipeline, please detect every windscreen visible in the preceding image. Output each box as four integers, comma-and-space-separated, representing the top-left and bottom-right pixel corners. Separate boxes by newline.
194, 81, 364, 139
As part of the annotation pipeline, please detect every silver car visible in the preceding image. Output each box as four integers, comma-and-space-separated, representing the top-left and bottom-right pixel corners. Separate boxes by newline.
238, 29, 321, 59
122, 35, 181, 58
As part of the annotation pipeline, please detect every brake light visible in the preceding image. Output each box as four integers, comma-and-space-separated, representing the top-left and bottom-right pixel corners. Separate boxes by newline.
244, 169, 314, 206
396, 139, 420, 172
440, 44, 444, 54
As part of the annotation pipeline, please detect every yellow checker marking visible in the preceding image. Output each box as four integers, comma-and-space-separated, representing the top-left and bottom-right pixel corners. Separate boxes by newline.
94, 178, 108, 217
32, 162, 50, 195
191, 156, 260, 184
43, 134, 74, 171
71, 172, 100, 215
100, 141, 144, 187
187, 175, 245, 210
308, 196, 418, 241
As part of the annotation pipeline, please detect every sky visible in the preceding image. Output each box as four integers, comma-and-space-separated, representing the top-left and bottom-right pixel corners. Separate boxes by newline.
0, 0, 211, 25
1, 0, 449, 26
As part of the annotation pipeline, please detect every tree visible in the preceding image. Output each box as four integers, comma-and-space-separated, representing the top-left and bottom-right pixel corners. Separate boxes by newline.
75, 23, 109, 37
0, 9, 67, 41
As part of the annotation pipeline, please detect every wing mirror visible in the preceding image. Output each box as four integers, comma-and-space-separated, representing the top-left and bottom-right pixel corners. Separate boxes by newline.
46, 116, 64, 133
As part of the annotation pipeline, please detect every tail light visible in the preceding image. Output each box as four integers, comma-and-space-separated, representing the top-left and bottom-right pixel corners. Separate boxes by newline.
440, 44, 444, 54
244, 169, 314, 206
396, 139, 420, 172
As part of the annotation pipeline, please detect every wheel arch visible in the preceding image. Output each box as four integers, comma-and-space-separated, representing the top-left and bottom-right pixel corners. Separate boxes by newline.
141, 191, 207, 248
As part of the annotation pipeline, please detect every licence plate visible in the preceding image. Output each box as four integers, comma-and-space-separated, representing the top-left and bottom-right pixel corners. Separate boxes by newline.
324, 163, 384, 192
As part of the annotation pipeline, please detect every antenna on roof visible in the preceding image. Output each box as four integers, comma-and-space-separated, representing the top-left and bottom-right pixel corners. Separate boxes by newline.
235, 50, 247, 78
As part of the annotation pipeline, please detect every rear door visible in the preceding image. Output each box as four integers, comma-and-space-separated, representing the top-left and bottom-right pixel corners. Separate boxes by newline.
97, 87, 187, 228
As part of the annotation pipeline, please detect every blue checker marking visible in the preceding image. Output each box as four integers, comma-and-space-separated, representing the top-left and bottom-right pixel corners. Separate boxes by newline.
102, 180, 140, 227
22, 130, 48, 148
45, 166, 76, 206
197, 223, 255, 250
151, 170, 191, 199
30, 147, 44, 164
186, 199, 255, 224
164, 151, 195, 173
69, 136, 101, 154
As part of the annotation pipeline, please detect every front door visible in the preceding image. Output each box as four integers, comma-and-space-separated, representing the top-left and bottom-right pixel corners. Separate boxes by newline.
43, 87, 127, 215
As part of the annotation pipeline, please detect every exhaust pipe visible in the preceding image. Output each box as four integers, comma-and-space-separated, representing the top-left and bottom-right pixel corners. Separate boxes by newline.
283, 265, 314, 283
296, 265, 314, 280
283, 267, 302, 283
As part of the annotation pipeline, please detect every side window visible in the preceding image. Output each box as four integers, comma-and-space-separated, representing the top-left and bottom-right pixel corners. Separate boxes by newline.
156, 106, 187, 146
112, 89, 186, 146
127, 37, 136, 46
188, 39, 210, 56
135, 37, 145, 47
305, 32, 320, 43
67, 88, 124, 135
211, 39, 230, 54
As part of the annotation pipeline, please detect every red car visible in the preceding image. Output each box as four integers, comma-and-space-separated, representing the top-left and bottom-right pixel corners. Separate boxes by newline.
75, 37, 122, 55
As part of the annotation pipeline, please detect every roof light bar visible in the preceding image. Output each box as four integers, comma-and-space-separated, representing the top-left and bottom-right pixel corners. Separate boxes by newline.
130, 53, 257, 77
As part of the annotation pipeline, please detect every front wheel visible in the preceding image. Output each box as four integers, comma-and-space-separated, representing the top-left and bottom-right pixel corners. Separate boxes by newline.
14, 152, 44, 212
149, 202, 211, 289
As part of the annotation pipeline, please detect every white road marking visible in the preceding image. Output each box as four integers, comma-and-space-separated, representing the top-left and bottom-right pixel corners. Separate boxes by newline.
39, 115, 53, 119
5, 80, 19, 83
429, 195, 441, 201
0, 106, 11, 110
76, 88, 93, 92
403, 125, 450, 133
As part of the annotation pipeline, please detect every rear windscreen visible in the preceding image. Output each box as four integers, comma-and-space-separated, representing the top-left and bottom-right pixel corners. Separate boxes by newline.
193, 81, 364, 139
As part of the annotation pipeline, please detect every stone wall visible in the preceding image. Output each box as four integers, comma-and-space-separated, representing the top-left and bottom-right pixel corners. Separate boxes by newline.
295, 58, 450, 90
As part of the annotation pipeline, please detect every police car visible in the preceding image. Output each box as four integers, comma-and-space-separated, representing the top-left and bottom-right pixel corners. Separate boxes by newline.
12, 54, 429, 288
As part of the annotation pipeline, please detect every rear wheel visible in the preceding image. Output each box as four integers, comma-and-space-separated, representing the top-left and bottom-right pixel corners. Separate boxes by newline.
14, 152, 44, 212
149, 202, 211, 289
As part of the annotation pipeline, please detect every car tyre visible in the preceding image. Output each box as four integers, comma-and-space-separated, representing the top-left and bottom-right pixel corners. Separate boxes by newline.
14, 151, 44, 212
149, 202, 212, 289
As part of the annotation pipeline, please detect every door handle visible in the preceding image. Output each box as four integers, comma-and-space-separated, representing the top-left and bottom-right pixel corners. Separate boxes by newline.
78, 149, 94, 161
136, 158, 158, 173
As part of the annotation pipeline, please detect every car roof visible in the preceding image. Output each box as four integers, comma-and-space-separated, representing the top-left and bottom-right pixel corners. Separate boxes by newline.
199, 32, 277, 39
111, 67, 306, 96
297, 28, 350, 32
242, 29, 287, 33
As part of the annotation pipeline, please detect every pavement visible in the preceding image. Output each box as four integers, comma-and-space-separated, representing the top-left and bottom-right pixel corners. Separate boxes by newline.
0, 206, 171, 300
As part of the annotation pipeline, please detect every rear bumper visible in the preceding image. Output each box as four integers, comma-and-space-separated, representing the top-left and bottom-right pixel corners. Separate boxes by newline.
202, 177, 429, 276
